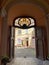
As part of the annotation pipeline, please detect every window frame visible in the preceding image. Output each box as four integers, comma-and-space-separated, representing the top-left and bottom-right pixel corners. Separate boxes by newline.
13, 16, 36, 29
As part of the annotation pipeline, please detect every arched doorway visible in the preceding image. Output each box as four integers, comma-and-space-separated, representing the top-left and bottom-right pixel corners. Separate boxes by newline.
9, 16, 47, 60
11, 16, 36, 58
14, 17, 36, 58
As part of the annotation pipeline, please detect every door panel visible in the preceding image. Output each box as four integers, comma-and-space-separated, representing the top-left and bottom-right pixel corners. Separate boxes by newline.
8, 26, 15, 59
11, 26, 15, 58
36, 27, 45, 60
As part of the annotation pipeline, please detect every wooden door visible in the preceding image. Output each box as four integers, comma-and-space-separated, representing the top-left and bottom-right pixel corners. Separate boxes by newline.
11, 26, 15, 58
8, 26, 15, 59
36, 27, 46, 60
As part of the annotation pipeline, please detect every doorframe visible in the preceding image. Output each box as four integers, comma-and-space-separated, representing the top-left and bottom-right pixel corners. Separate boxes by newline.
13, 16, 37, 58
9, 16, 47, 60
14, 26, 36, 57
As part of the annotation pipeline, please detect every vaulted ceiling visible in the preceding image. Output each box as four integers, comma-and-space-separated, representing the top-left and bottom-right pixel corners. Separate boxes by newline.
0, 0, 49, 15
0, 0, 49, 17
0, 0, 49, 6
0, 0, 49, 10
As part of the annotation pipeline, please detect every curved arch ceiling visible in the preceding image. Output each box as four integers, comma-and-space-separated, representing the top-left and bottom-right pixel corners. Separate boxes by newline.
7, 4, 47, 26
1, 0, 48, 27
1, 0, 49, 13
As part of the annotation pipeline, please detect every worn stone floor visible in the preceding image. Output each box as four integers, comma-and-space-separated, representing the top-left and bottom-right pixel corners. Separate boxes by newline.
14, 47, 36, 58
7, 47, 49, 65
7, 57, 49, 65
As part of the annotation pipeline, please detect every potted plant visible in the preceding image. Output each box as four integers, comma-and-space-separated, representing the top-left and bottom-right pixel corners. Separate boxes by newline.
1, 56, 10, 65
47, 55, 49, 60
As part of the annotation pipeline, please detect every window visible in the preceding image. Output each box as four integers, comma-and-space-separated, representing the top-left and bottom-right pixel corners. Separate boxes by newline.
13, 17, 35, 29
18, 29, 21, 34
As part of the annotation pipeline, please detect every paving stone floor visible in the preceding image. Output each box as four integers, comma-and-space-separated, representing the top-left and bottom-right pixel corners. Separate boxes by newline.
7, 47, 49, 65
7, 57, 49, 65
14, 47, 36, 58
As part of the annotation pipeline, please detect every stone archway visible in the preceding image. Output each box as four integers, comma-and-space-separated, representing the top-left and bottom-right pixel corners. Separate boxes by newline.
1, 0, 49, 58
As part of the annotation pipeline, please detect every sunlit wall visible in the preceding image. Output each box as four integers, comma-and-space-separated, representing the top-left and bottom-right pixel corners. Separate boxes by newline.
15, 28, 35, 48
